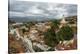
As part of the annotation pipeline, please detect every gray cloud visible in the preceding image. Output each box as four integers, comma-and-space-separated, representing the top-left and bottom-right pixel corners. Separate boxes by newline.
9, 0, 77, 19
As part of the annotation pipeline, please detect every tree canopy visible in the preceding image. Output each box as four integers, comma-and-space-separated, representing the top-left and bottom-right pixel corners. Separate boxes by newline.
51, 20, 60, 31
44, 28, 59, 47
56, 25, 74, 41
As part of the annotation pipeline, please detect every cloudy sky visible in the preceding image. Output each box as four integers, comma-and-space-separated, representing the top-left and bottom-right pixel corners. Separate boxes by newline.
9, 0, 77, 19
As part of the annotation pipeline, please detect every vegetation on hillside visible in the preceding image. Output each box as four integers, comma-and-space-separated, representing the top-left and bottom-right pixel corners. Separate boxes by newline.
57, 25, 74, 41
44, 20, 74, 47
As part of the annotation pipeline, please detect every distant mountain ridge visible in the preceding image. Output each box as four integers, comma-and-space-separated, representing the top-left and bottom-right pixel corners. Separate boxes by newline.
9, 16, 77, 23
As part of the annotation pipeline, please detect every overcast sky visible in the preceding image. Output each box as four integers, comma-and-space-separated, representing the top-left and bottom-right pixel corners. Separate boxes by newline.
9, 0, 77, 19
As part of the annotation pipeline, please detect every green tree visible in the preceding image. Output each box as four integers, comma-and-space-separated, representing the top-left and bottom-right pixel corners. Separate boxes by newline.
51, 20, 60, 32
44, 28, 59, 47
56, 25, 74, 41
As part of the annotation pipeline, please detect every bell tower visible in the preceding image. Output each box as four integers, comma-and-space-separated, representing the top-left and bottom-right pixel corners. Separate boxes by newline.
59, 15, 67, 28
